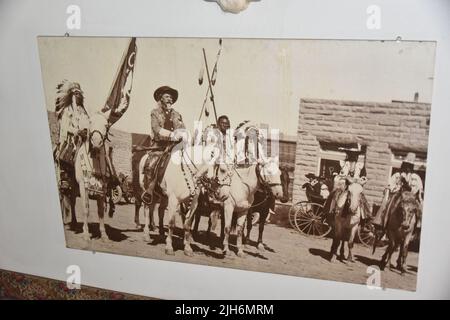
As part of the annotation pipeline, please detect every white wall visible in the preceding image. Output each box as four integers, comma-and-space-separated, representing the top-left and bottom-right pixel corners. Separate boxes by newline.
1, 0, 449, 299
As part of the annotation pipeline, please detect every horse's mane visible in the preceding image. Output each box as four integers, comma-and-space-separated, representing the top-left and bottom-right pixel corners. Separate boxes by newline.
388, 191, 420, 219
401, 191, 422, 214
55, 80, 85, 119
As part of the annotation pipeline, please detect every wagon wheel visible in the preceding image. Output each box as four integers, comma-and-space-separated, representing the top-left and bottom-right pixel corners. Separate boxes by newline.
293, 201, 331, 238
356, 222, 376, 247
288, 202, 301, 229
111, 185, 123, 204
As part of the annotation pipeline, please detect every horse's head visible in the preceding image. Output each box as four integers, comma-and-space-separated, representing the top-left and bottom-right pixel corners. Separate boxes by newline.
348, 183, 364, 213
89, 110, 110, 150
257, 157, 283, 200
212, 163, 232, 201
394, 191, 421, 231
337, 182, 364, 215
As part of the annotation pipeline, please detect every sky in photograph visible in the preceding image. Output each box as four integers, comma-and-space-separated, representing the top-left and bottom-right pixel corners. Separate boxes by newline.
38, 37, 436, 136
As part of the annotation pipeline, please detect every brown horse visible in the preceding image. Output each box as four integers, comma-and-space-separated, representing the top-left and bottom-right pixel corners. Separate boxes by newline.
329, 182, 365, 263
379, 191, 421, 274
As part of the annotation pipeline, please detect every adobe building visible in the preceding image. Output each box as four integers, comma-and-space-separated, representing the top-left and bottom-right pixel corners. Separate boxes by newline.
292, 98, 431, 208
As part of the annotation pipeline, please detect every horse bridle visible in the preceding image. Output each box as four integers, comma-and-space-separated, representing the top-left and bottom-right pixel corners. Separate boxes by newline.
214, 163, 234, 187
229, 163, 276, 209
90, 126, 110, 148
256, 162, 282, 190
397, 200, 418, 230
180, 147, 232, 199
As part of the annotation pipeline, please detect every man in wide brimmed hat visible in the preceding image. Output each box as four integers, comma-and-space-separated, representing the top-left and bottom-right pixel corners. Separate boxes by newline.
150, 86, 186, 145
373, 152, 424, 230
336, 143, 367, 185
141, 86, 187, 210
389, 152, 423, 196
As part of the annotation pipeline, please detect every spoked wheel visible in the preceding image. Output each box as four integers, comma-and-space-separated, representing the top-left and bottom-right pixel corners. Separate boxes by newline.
356, 222, 376, 247
111, 185, 123, 204
288, 202, 302, 229
293, 201, 331, 238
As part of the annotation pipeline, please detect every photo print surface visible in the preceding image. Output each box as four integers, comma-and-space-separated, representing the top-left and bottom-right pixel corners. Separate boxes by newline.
38, 37, 435, 291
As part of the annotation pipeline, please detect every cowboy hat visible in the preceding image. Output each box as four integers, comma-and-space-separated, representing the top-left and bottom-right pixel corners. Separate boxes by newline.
305, 173, 318, 180
400, 152, 416, 171
338, 143, 362, 161
153, 86, 178, 103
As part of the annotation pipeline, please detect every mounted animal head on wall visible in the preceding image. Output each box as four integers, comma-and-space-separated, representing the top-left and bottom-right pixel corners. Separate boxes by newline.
204, 0, 261, 14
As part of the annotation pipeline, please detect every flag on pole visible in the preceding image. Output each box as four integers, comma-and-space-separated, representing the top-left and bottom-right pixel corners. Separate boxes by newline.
102, 37, 137, 125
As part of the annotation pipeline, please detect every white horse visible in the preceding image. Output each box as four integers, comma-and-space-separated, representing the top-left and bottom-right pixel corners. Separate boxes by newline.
217, 157, 284, 257
75, 109, 116, 241
139, 144, 232, 255
185, 122, 284, 257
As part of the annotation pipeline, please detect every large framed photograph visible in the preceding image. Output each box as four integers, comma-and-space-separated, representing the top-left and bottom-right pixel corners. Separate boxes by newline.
38, 36, 435, 291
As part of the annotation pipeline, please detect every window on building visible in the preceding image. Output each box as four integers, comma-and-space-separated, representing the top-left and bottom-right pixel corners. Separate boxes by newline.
317, 141, 367, 189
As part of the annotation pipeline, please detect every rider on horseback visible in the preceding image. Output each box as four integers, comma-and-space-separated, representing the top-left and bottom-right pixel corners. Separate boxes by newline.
141, 86, 187, 204
372, 152, 424, 232
201, 115, 233, 167
323, 143, 371, 225
54, 80, 90, 195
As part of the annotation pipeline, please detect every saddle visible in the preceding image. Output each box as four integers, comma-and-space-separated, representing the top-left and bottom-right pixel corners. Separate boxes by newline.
141, 147, 172, 204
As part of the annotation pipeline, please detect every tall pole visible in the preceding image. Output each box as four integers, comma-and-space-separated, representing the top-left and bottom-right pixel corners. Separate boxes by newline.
202, 48, 218, 124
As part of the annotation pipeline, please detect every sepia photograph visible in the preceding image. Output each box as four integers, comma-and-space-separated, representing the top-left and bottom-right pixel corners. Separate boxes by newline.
38, 36, 435, 291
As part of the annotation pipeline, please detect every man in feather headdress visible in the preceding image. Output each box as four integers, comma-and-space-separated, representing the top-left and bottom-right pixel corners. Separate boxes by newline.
54, 80, 90, 193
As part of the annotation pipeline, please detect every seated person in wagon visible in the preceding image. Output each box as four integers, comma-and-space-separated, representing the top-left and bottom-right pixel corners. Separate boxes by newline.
302, 173, 330, 202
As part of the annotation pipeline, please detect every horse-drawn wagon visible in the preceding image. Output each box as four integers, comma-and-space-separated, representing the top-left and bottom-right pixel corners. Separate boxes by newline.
288, 175, 332, 238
